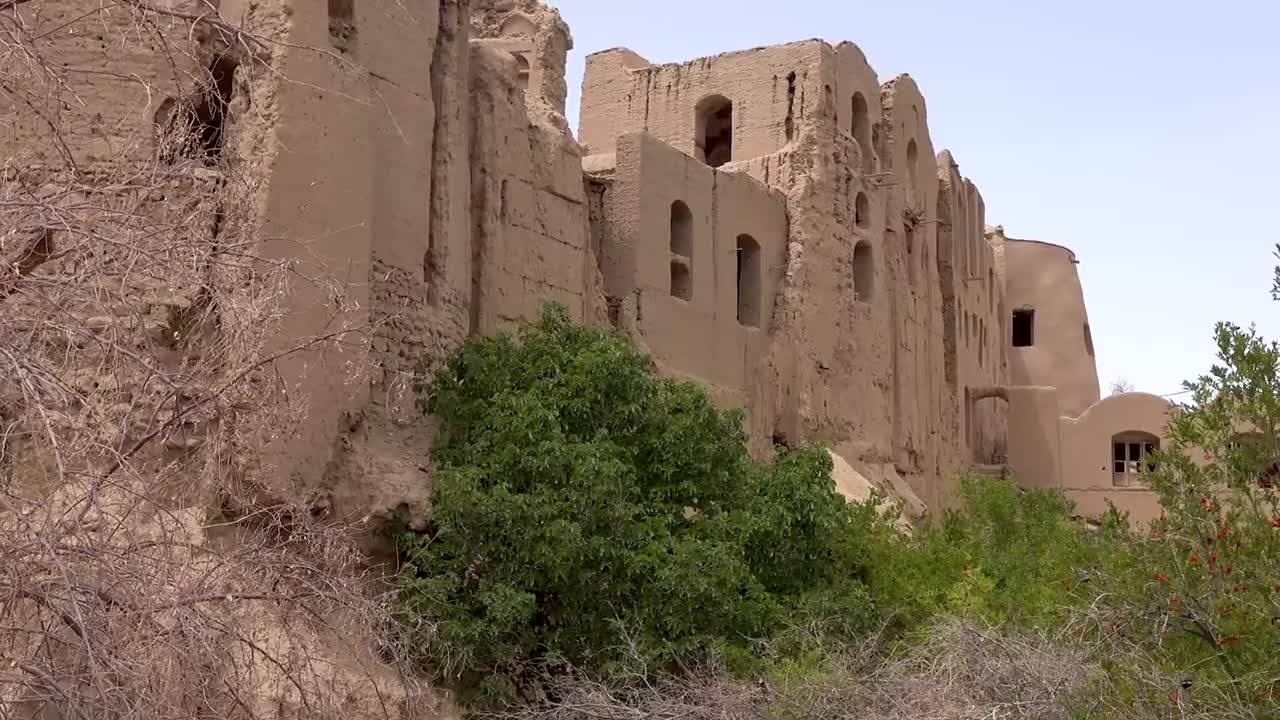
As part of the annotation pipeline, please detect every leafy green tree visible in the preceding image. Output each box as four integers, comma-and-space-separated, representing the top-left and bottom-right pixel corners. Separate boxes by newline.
393, 305, 881, 702
867, 475, 1110, 630
1081, 321, 1280, 715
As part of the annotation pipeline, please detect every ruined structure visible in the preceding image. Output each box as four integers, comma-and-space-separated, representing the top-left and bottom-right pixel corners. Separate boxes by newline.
992, 227, 1172, 522
1, 0, 1180, 534
2, 0, 1190, 715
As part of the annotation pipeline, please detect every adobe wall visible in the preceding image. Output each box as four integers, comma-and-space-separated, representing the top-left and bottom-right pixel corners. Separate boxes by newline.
1058, 392, 1171, 523
938, 153, 1008, 474
580, 41, 830, 164
0, 0, 206, 168
585, 132, 788, 445
1007, 385, 1173, 525
1004, 237, 1101, 417
468, 45, 604, 334
1006, 386, 1065, 490
14, 0, 1178, 551
580, 42, 1009, 511
225, 0, 473, 521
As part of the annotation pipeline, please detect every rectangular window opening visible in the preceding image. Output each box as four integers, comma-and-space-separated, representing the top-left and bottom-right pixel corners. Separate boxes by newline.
670, 259, 692, 301
329, 0, 355, 52
1012, 308, 1035, 347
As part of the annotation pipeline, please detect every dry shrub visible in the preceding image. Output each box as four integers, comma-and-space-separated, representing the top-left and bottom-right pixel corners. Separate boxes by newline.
0, 3, 422, 718
488, 618, 1092, 720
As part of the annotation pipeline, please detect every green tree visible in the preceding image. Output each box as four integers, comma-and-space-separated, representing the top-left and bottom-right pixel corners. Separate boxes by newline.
1081, 321, 1280, 715
392, 305, 881, 702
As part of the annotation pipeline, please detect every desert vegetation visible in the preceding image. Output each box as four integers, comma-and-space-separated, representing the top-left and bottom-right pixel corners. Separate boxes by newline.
396, 289, 1280, 719
5, 3, 1278, 718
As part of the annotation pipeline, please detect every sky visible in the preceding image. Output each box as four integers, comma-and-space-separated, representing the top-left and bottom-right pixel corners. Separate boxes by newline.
545, 0, 1280, 398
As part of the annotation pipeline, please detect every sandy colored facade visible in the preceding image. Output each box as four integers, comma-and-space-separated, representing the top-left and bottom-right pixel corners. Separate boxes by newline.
987, 227, 1170, 524
4, 1, 1192, 713
5, 0, 1181, 623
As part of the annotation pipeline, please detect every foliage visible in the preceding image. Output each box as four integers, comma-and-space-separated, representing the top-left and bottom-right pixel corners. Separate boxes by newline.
393, 304, 888, 703
867, 474, 1112, 632
1077, 321, 1280, 715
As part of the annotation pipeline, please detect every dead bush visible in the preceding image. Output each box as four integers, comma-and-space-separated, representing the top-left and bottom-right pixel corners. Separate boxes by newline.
0, 3, 415, 718
485, 617, 1093, 720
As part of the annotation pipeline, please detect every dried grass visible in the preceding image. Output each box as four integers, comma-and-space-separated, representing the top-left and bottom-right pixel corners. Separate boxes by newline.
488, 618, 1093, 720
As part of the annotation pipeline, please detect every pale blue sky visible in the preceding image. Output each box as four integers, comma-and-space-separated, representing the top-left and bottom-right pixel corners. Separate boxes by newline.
547, 0, 1279, 398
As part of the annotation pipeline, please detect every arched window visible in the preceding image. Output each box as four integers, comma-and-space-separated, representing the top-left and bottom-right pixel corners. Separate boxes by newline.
513, 53, 530, 92
850, 92, 872, 172
670, 200, 692, 256
695, 95, 733, 168
906, 138, 919, 188
854, 192, 870, 230
987, 268, 994, 310
670, 201, 693, 301
1083, 322, 1094, 357
498, 13, 538, 37
852, 240, 874, 302
736, 234, 761, 326
1112, 431, 1159, 486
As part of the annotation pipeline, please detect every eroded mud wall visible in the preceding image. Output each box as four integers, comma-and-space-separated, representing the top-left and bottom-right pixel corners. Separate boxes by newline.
579, 40, 1011, 510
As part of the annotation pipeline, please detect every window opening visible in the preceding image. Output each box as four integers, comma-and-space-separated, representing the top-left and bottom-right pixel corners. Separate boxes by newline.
696, 95, 733, 168
1012, 308, 1034, 347
852, 240, 874, 302
736, 234, 761, 325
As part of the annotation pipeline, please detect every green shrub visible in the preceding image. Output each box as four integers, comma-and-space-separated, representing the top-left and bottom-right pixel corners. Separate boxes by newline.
867, 475, 1110, 630
393, 305, 885, 700
1080, 321, 1280, 714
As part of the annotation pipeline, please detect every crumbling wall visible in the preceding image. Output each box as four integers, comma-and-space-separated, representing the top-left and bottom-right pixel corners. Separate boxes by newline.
579, 39, 1015, 512
467, 43, 603, 334
1, 0, 468, 716
471, 0, 573, 117
0, 0, 210, 169
579, 40, 831, 163
586, 132, 788, 448
937, 154, 1009, 503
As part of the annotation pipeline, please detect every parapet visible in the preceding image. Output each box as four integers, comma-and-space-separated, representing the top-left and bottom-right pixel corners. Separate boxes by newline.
472, 0, 574, 116
579, 39, 883, 172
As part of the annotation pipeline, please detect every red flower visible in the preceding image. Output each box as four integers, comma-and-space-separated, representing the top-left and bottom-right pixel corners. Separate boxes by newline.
1172, 690, 1182, 703
1155, 572, 1169, 582
1189, 553, 1199, 564
1226, 563, 1233, 575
